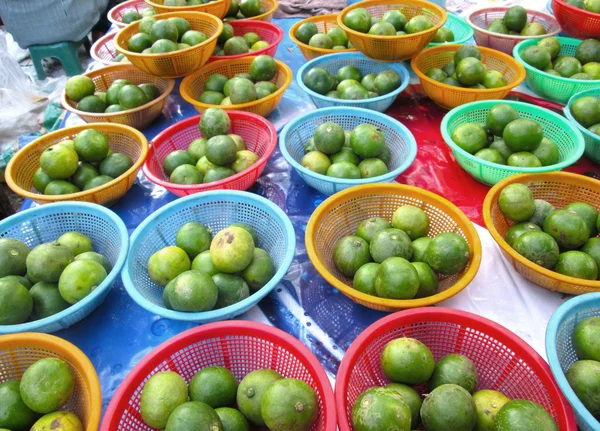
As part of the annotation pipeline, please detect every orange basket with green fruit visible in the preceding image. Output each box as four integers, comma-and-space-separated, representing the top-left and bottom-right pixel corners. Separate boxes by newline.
290, 14, 357, 60
144, 0, 231, 17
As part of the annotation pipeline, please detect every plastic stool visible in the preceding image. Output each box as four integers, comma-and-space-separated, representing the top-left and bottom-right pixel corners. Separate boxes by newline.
29, 38, 91, 80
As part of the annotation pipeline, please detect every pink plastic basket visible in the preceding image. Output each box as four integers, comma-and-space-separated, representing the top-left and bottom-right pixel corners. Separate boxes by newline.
91, 31, 118, 66
108, 0, 153, 29
208, 20, 284, 63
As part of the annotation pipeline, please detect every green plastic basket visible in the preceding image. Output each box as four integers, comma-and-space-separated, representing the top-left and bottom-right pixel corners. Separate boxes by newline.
565, 88, 600, 164
440, 100, 586, 186
514, 37, 600, 104
428, 13, 474, 47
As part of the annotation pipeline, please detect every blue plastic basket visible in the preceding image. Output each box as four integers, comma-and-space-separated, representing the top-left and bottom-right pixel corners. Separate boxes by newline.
297, 52, 410, 112
565, 88, 600, 164
122, 190, 296, 323
0, 202, 128, 334
428, 13, 475, 47
279, 106, 418, 196
546, 293, 600, 431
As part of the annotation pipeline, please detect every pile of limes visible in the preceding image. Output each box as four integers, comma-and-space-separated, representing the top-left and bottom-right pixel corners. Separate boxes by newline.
65, 75, 161, 113
499, 183, 599, 280
426, 45, 509, 88
0, 233, 111, 325
571, 95, 600, 133
486, 5, 546, 36
127, 16, 209, 54
333, 205, 471, 300
302, 65, 402, 100
214, 23, 269, 56
451, 103, 560, 167
352, 337, 559, 430
432, 25, 455, 43
344, 8, 434, 36
198, 55, 278, 105
566, 316, 600, 419
522, 37, 600, 79
139, 367, 318, 431
301, 122, 391, 179
147, 221, 275, 311
33, 129, 134, 195
563, 0, 600, 13
224, 0, 266, 20
164, 0, 217, 5
294, 21, 351, 50
0, 357, 82, 431
120, 7, 156, 25
163, 108, 259, 184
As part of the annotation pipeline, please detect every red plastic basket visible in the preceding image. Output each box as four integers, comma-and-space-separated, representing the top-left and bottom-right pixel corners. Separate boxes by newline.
101, 321, 336, 430
91, 31, 118, 66
142, 111, 277, 196
553, 0, 600, 39
108, 0, 153, 29
335, 308, 577, 431
208, 20, 284, 63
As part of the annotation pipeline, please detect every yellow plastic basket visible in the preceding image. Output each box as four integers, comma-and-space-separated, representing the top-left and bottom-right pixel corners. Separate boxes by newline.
289, 14, 357, 60
241, 0, 279, 22
0, 333, 101, 431
411, 44, 527, 110
6, 123, 149, 206
305, 183, 482, 312
483, 172, 600, 295
337, 0, 447, 62
114, 12, 223, 78
61, 64, 175, 130
180, 56, 292, 117
144, 0, 230, 17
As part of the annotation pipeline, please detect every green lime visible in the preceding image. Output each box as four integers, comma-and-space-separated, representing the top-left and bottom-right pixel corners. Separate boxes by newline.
261, 378, 318, 431
369, 21, 396, 36
139, 16, 156, 35
572, 96, 600, 128
65, 76, 95, 102
167, 17, 190, 40
76, 95, 107, 113
327, 27, 348, 47
118, 84, 148, 109
421, 384, 477, 431
255, 81, 278, 94
33, 168, 53, 193
0, 238, 29, 277
205, 135, 237, 166
412, 261, 439, 298
190, 366, 238, 408
498, 183, 535, 222
56, 232, 92, 257
175, 222, 211, 259
494, 400, 558, 431
487, 18, 509, 34
30, 411, 82, 431
472, 390, 510, 431
374, 70, 401, 95
27, 242, 73, 283
106, 83, 126, 106
475, 148, 506, 164
336, 79, 360, 94
205, 75, 229, 94
505, 222, 541, 246
218, 23, 235, 45
30, 281, 69, 320
204, 167, 235, 183
239, 0, 260, 17
428, 353, 478, 393
507, 152, 542, 167
303, 67, 335, 94
503, 119, 544, 152
487, 140, 512, 161
302, 151, 332, 174
370, 228, 413, 263
58, 260, 107, 304
340, 84, 369, 100
451, 123, 487, 154
216, 407, 250, 431
381, 337, 434, 384
582, 62, 600, 78
544, 209, 590, 249
432, 27, 454, 43
210, 226, 255, 273
249, 55, 276, 82
333, 235, 372, 277
352, 387, 411, 431
454, 45, 482, 63
295, 22, 318, 44
529, 199, 555, 228
20, 358, 75, 414
359, 73, 377, 92
405, 15, 434, 34
503, 5, 527, 32
564, 202, 599, 236
40, 144, 79, 180
426, 68, 448, 82
74, 129, 109, 162
358, 158, 388, 178
442, 61, 457, 77
0, 379, 40, 430
581, 237, 600, 276
75, 251, 111, 274
151, 39, 178, 53
147, 246, 190, 286
0, 279, 32, 324
227, 223, 257, 246
374, 256, 419, 299
326, 161, 361, 178
344, 8, 371, 33
44, 181, 80, 195
530, 137, 559, 166
521, 22, 546, 36
566, 360, 600, 418
442, 77, 462, 86
487, 105, 520, 138
513, 231, 560, 269
355, 217, 392, 243
83, 175, 113, 191
309, 33, 333, 49
573, 316, 600, 361
554, 56, 583, 77
392, 205, 430, 240
337, 65, 362, 83
456, 57, 485, 86
555, 251, 598, 280
314, 122, 345, 154
411, 236, 432, 263
70, 163, 98, 190
537, 37, 561, 60
128, 32, 152, 52
164, 150, 196, 176
99, 153, 134, 178
353, 262, 379, 295
200, 108, 231, 138
140, 371, 189, 429
425, 232, 470, 275
237, 369, 283, 426
191, 250, 220, 276
1, 275, 31, 289
330, 148, 360, 165
231, 150, 258, 173
122, 10, 142, 24
381, 10, 406, 31
576, 38, 600, 64
150, 19, 179, 43
587, 0, 600, 13
242, 248, 275, 291
213, 273, 249, 308
188, 138, 207, 161
224, 36, 249, 55
350, 124, 385, 158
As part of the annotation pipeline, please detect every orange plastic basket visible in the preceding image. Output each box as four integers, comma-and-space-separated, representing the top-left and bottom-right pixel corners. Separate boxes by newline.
305, 184, 482, 312
144, 0, 230, 18
289, 14, 357, 60
61, 64, 175, 130
114, 12, 223, 78
411, 44, 526, 110
180, 56, 292, 117
337, 0, 447, 62
108, 0, 154, 29
0, 333, 101, 431
5, 123, 149, 206
483, 172, 600, 295
239, 0, 279, 22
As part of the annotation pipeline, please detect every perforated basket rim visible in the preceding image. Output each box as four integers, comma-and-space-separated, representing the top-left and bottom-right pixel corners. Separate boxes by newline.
440, 99, 586, 173
482, 172, 600, 290
565, 87, 600, 145
121, 190, 296, 322
207, 20, 284, 62
108, 0, 150, 29
296, 52, 410, 106
466, 6, 562, 41
279, 106, 418, 186
90, 30, 118, 66
304, 183, 483, 309
335, 307, 578, 431
288, 14, 359, 56
101, 320, 337, 431
60, 64, 176, 119
141, 111, 277, 191
513, 37, 600, 84
0, 202, 129, 334
0, 332, 102, 431
553, 0, 600, 20
428, 12, 475, 46
546, 292, 600, 431
144, 0, 229, 13
238, 0, 279, 21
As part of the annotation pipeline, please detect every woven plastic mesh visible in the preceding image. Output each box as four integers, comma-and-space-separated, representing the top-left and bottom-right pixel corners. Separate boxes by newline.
428, 13, 474, 46
297, 52, 409, 111
148, 0, 230, 17
115, 12, 222, 78
209, 21, 283, 62
108, 0, 153, 28
281, 109, 416, 196
144, 112, 277, 196
91, 32, 118, 65
443, 101, 584, 185
290, 15, 358, 60
553, 0, 600, 39
339, 0, 446, 62
469, 8, 560, 55
487, 174, 600, 294
566, 88, 600, 164
413, 45, 525, 109
63, 66, 174, 129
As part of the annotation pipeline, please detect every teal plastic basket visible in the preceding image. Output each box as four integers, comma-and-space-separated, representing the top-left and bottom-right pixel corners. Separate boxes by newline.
565, 88, 600, 164
0, 202, 128, 334
546, 293, 600, 431
514, 37, 600, 104
428, 13, 475, 47
122, 190, 295, 323
440, 100, 585, 186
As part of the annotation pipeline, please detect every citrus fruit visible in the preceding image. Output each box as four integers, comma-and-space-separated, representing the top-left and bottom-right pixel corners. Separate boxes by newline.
503, 119, 544, 152
564, 202, 599, 236
168, 17, 190, 38
20, 358, 75, 414
30, 411, 82, 431
505, 222, 541, 246
0, 279, 32, 324
58, 260, 107, 304
537, 37, 561, 60
118, 84, 148, 109
405, 15, 433, 34
530, 137, 559, 166
486, 104, 520, 137
70, 163, 98, 190
237, 369, 283, 426
190, 366, 238, 408
554, 56, 582, 77
581, 237, 600, 272
412, 261, 439, 298
573, 316, 600, 361
555, 250, 598, 279
384, 383, 422, 428
139, 16, 156, 35
487, 140, 512, 161
218, 23, 235, 44
74, 252, 110, 275
242, 248, 275, 291
331, 148, 360, 165
369, 21, 396, 35
337, 65, 362, 83
261, 378, 318, 431
40, 145, 78, 180
326, 161, 361, 178
498, 183, 535, 222
74, 129, 109, 162
392, 205, 430, 240
76, 95, 106, 113
529, 199, 555, 228
358, 158, 387, 178
566, 360, 600, 417
513, 231, 559, 269
140, 371, 188, 429
572, 96, 600, 128
488, 19, 509, 34
353, 262, 379, 295
240, 0, 260, 17
55, 232, 92, 257
128, 32, 152, 53
381, 10, 406, 31
583, 62, 600, 78
576, 38, 600, 65
375, 256, 420, 299
188, 138, 207, 161
426, 68, 447, 81
422, 384, 477, 431
0, 379, 40, 430
83, 175, 113, 191
340, 84, 369, 100
164, 150, 196, 176
586, 0, 600, 13
213, 273, 249, 308
255, 81, 278, 94
1, 275, 31, 289
455, 45, 482, 63
428, 353, 478, 393
456, 57, 485, 86
309, 33, 333, 49
355, 217, 392, 243
522, 46, 552, 70
411, 236, 432, 263
152, 38, 179, 53
301, 151, 331, 175
370, 228, 413, 263
216, 407, 250, 431
473, 390, 510, 431
205, 74, 229, 94
350, 124, 385, 158
210, 226, 255, 273
295, 22, 318, 44
65, 76, 95, 102
166, 401, 223, 431
30, 281, 69, 320
352, 387, 411, 431
521, 22, 546, 36
204, 167, 235, 183
100, 152, 134, 178
44, 181, 80, 195
503, 5, 527, 32
442, 77, 462, 86
544, 209, 590, 249
425, 232, 470, 275
328, 27, 348, 47
333, 235, 371, 277
205, 135, 237, 166
27, 242, 74, 283
200, 108, 231, 139
33, 168, 53, 193
174, 222, 211, 260
493, 399, 558, 431
150, 19, 178, 43
433, 27, 455, 43
482, 70, 508, 88
224, 36, 249, 55
148, 246, 190, 286
451, 123, 487, 154
474, 148, 505, 164
374, 70, 401, 95
314, 122, 345, 154
507, 152, 542, 167
303, 67, 335, 94
167, 270, 218, 311
191, 250, 220, 276
0, 238, 29, 277
344, 8, 371, 33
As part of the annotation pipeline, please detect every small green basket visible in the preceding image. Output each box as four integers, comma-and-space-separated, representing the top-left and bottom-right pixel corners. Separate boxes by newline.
514, 37, 600, 104
428, 13, 474, 47
565, 88, 600, 164
440, 100, 585, 186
